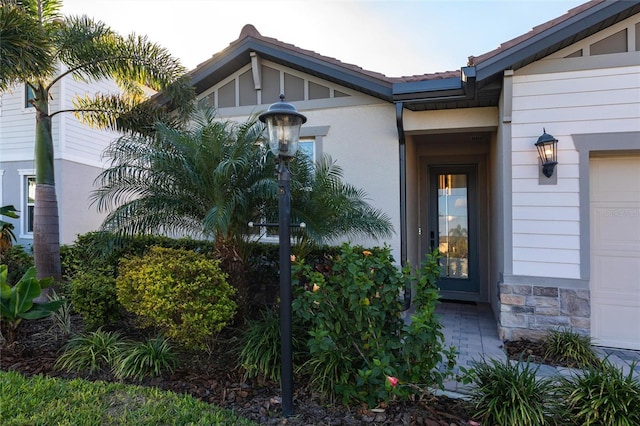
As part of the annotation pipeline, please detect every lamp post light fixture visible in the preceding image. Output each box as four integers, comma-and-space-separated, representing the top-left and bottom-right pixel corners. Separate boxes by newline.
258, 94, 306, 417
535, 129, 558, 178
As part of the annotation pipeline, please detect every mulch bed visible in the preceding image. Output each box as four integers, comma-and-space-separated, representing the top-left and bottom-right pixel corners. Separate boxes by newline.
1, 315, 475, 425
503, 339, 570, 367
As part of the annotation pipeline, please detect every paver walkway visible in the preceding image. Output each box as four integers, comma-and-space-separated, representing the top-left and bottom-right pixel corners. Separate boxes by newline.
435, 301, 640, 397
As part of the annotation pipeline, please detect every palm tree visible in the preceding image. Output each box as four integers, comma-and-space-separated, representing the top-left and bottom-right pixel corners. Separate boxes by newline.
0, 0, 193, 283
93, 105, 393, 311
93, 105, 393, 249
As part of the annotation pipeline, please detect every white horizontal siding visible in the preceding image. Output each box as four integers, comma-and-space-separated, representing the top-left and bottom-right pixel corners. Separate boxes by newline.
59, 78, 122, 167
1, 76, 123, 168
510, 64, 640, 279
512, 192, 579, 207
513, 206, 579, 221
513, 234, 579, 250
513, 261, 580, 279
0, 86, 37, 161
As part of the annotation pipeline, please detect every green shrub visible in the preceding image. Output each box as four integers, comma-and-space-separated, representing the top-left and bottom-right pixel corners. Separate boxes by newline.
70, 272, 122, 330
117, 246, 237, 350
0, 245, 33, 285
55, 329, 127, 374
61, 232, 218, 280
291, 244, 455, 406
554, 360, 640, 426
464, 357, 556, 426
544, 327, 600, 368
114, 336, 178, 381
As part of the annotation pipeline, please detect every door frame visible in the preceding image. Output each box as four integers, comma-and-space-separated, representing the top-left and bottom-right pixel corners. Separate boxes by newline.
420, 155, 489, 302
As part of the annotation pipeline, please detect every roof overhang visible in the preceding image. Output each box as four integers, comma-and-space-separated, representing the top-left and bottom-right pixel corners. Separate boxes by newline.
475, 1, 640, 83
189, 37, 394, 101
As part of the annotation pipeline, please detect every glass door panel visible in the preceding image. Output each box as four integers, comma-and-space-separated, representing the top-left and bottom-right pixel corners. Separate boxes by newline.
438, 173, 469, 279
428, 165, 479, 297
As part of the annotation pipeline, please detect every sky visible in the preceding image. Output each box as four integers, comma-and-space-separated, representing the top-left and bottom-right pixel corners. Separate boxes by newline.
61, 0, 587, 77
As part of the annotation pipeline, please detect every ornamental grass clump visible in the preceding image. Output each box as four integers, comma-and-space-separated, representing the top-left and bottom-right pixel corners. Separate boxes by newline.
544, 327, 600, 368
290, 243, 456, 406
116, 246, 237, 350
114, 336, 178, 381
55, 328, 127, 374
554, 360, 640, 426
464, 357, 556, 426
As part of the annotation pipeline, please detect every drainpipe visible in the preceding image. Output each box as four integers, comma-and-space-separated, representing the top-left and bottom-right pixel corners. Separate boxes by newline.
396, 102, 410, 310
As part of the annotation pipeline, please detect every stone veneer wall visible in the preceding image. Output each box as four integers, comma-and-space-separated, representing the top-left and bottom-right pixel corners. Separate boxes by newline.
498, 283, 590, 341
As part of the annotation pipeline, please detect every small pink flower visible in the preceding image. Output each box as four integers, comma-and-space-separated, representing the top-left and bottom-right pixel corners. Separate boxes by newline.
290, 255, 296, 262
362, 250, 372, 257
386, 376, 398, 388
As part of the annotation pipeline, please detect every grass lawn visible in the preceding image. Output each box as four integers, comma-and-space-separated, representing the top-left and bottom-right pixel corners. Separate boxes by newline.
0, 370, 256, 425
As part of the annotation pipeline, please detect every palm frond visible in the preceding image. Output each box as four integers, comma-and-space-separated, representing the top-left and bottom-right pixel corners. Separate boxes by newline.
0, 3, 54, 90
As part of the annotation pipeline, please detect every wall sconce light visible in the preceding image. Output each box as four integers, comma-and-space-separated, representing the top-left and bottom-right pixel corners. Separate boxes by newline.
535, 129, 558, 178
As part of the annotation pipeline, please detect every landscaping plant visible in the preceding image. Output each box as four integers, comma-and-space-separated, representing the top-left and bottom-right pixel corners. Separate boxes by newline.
291, 244, 455, 406
116, 246, 237, 350
464, 357, 556, 426
55, 328, 127, 375
48, 290, 72, 338
114, 336, 178, 381
0, 265, 64, 343
238, 307, 305, 382
0, 245, 33, 286
69, 271, 122, 330
554, 360, 640, 426
544, 327, 600, 368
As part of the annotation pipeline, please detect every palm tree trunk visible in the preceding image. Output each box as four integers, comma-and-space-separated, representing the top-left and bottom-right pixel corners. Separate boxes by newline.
33, 184, 61, 283
33, 91, 61, 286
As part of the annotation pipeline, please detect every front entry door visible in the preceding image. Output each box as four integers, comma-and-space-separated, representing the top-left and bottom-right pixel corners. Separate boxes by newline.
428, 165, 479, 299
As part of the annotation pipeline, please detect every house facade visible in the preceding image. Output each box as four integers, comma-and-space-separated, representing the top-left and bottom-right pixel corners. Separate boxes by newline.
1, 0, 638, 350
0, 74, 117, 246
186, 0, 640, 350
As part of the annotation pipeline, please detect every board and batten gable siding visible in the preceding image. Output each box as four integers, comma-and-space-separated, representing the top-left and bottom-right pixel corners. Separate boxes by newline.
510, 63, 640, 279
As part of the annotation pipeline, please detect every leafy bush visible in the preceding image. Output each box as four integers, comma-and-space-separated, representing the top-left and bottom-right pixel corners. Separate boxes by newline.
114, 336, 178, 381
544, 327, 600, 368
117, 246, 237, 350
70, 272, 122, 330
0, 265, 65, 343
0, 245, 33, 285
464, 357, 556, 426
554, 360, 640, 426
61, 232, 217, 280
55, 329, 127, 374
291, 244, 455, 406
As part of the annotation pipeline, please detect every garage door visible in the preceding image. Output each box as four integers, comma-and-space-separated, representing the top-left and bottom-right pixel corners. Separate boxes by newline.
590, 155, 640, 350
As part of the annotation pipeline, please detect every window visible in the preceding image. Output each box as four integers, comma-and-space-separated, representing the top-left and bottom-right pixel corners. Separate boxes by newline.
19, 170, 35, 237
298, 139, 316, 163
25, 176, 35, 233
25, 84, 35, 108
